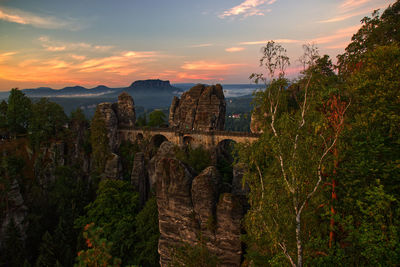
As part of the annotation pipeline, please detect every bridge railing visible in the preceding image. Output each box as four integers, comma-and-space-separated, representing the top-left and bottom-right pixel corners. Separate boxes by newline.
118, 126, 260, 138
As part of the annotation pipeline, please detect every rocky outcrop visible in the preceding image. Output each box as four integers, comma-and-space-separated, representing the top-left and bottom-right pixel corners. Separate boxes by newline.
131, 152, 148, 206
95, 92, 136, 152
96, 103, 119, 152
153, 142, 244, 266
117, 92, 136, 128
104, 153, 121, 179
169, 84, 226, 131
214, 193, 243, 266
0, 179, 28, 246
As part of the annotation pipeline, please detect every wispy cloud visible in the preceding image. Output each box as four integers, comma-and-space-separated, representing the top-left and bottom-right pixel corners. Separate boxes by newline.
225, 47, 245, 52
219, 0, 275, 19
39, 36, 113, 52
0, 51, 17, 63
311, 25, 360, 44
0, 6, 81, 30
319, 1, 389, 23
239, 39, 301, 45
340, 0, 370, 11
189, 43, 213, 48
181, 61, 243, 71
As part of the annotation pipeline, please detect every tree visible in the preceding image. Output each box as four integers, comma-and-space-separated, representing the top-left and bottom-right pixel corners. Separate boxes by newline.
1, 219, 26, 267
7, 88, 32, 137
335, 45, 400, 265
240, 42, 348, 266
90, 109, 110, 173
337, 1, 400, 76
0, 100, 8, 137
75, 223, 122, 267
148, 110, 166, 127
133, 197, 160, 267
75, 179, 139, 264
29, 98, 68, 150
35, 231, 58, 267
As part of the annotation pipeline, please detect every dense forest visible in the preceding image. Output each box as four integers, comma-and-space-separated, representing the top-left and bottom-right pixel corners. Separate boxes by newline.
0, 2, 399, 266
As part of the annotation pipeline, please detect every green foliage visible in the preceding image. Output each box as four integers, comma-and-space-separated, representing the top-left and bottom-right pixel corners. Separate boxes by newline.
0, 100, 7, 136
1, 219, 26, 267
75, 223, 122, 267
225, 113, 251, 132
133, 197, 160, 267
90, 108, 110, 173
148, 109, 166, 127
29, 98, 68, 150
135, 114, 147, 127
119, 140, 140, 180
175, 145, 211, 173
337, 1, 400, 76
76, 179, 139, 265
7, 88, 32, 137
170, 238, 219, 267
35, 231, 58, 267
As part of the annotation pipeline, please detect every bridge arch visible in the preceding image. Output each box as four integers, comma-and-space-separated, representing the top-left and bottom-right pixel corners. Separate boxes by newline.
136, 133, 144, 141
151, 134, 168, 148
183, 135, 195, 146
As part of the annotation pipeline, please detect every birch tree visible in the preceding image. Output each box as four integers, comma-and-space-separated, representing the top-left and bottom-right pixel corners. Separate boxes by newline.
240, 42, 349, 266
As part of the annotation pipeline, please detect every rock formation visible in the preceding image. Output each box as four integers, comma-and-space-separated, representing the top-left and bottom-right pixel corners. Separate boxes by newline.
116, 92, 136, 128
131, 152, 148, 206
169, 84, 226, 131
0, 179, 28, 246
96, 103, 119, 152
104, 153, 122, 179
153, 141, 245, 266
94, 92, 136, 152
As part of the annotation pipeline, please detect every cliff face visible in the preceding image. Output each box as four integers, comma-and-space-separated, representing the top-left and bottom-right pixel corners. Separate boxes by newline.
152, 142, 245, 266
117, 92, 136, 128
169, 84, 226, 131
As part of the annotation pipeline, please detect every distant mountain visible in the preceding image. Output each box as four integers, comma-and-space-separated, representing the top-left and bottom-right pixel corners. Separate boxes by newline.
18, 79, 181, 99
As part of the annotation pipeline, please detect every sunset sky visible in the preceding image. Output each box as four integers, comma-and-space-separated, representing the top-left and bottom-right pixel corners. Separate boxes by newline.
0, 0, 393, 91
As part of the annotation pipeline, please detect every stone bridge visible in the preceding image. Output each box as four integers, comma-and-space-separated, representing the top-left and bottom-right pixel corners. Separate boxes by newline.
119, 127, 260, 149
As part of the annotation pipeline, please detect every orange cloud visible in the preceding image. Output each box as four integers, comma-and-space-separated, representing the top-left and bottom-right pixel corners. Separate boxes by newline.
311, 25, 360, 44
189, 43, 213, 48
319, 3, 389, 23
239, 39, 301, 45
340, 0, 370, 11
225, 47, 245, 52
181, 61, 243, 71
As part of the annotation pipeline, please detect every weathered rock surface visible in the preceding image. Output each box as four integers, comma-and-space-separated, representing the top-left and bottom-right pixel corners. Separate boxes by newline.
104, 153, 121, 179
0, 179, 28, 246
153, 142, 244, 266
169, 84, 226, 131
214, 193, 243, 266
117, 92, 136, 128
191, 166, 220, 233
96, 103, 119, 152
156, 156, 198, 266
131, 152, 148, 206
95, 92, 137, 152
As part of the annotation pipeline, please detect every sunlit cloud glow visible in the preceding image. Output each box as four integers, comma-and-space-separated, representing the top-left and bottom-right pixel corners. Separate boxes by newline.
239, 39, 301, 45
189, 43, 213, 48
225, 47, 245, 52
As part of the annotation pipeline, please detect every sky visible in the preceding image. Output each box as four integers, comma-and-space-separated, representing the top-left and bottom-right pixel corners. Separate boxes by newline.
0, 0, 394, 91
